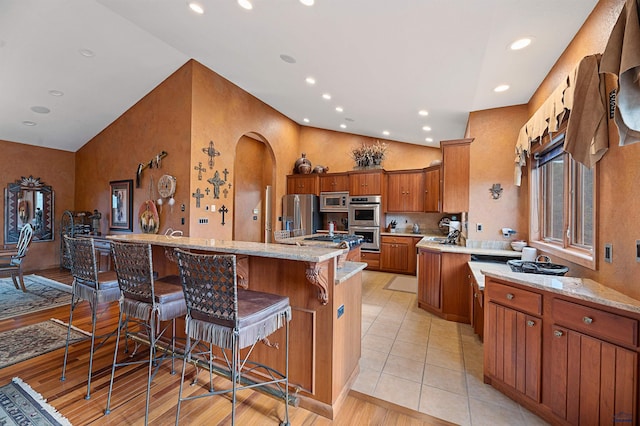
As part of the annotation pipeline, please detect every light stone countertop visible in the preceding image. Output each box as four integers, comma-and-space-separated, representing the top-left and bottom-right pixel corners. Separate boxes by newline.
467, 261, 512, 290
335, 261, 368, 284
477, 266, 640, 316
416, 239, 522, 258
107, 233, 344, 263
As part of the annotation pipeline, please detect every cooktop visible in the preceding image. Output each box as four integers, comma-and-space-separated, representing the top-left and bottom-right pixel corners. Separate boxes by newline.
304, 234, 364, 248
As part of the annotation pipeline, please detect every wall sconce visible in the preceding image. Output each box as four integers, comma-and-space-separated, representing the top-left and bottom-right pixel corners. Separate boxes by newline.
489, 183, 503, 200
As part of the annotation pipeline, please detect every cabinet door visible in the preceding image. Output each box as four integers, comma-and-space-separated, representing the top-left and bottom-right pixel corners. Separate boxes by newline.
418, 250, 441, 310
549, 326, 637, 425
404, 172, 424, 211
349, 172, 382, 195
441, 139, 471, 213
386, 174, 404, 211
424, 167, 441, 212
485, 302, 541, 402
319, 174, 349, 192
380, 236, 410, 272
360, 251, 380, 270
287, 175, 318, 195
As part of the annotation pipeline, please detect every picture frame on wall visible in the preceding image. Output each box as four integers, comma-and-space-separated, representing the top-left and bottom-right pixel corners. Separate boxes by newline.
109, 180, 133, 232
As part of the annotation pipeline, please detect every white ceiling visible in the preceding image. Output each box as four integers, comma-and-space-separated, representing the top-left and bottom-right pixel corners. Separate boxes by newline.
0, 0, 599, 152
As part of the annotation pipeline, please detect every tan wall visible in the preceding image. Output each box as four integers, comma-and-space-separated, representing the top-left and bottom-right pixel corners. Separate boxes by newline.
465, 105, 529, 242
298, 127, 441, 173
75, 62, 193, 237
0, 140, 75, 270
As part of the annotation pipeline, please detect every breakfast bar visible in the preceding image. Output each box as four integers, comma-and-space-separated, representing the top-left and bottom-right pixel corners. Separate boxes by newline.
108, 233, 366, 419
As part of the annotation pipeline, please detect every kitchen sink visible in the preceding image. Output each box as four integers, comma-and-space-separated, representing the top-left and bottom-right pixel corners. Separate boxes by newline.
507, 260, 569, 276
423, 236, 447, 243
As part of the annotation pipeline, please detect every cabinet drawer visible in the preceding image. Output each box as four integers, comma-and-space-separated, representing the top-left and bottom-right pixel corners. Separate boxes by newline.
487, 281, 542, 315
553, 299, 638, 347
381, 236, 410, 244
361, 252, 380, 270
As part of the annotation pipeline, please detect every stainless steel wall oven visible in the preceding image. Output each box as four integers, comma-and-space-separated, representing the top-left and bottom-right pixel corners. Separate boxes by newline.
349, 195, 381, 251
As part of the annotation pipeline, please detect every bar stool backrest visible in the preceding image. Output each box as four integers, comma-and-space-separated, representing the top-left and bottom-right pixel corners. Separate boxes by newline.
64, 235, 99, 286
12, 223, 34, 265
174, 249, 238, 328
110, 241, 155, 304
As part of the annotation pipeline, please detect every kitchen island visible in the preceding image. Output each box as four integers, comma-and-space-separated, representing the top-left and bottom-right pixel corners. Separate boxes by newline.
108, 234, 366, 419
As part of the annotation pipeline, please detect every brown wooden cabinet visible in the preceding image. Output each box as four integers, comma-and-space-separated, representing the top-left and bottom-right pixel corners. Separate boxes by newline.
349, 170, 383, 196
360, 251, 380, 270
319, 173, 349, 192
380, 235, 420, 274
417, 249, 471, 322
287, 174, 319, 195
423, 166, 441, 213
386, 170, 424, 212
484, 276, 640, 425
468, 266, 483, 341
440, 139, 472, 213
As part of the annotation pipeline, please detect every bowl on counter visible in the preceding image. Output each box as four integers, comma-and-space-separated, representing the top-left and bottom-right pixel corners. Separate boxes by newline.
510, 240, 527, 251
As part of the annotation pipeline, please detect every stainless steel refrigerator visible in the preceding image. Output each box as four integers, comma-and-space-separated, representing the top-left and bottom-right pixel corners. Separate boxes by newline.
282, 194, 320, 236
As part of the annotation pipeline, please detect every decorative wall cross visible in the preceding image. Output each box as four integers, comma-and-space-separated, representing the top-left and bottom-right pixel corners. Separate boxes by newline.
192, 188, 204, 208
202, 141, 220, 169
223, 168, 229, 181
204, 187, 210, 196
223, 188, 229, 199
194, 162, 206, 180
207, 171, 226, 200
219, 205, 228, 225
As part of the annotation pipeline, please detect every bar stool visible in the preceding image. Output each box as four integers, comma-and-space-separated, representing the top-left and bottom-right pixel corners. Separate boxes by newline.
174, 249, 291, 426
105, 241, 187, 425
60, 235, 121, 400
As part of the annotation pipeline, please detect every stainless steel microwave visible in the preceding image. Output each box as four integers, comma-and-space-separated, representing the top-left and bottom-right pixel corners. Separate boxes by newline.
319, 191, 349, 212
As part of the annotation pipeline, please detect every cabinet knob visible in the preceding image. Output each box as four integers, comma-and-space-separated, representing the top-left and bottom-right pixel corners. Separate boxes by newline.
506, 293, 514, 300
526, 320, 535, 327
582, 316, 593, 325
554, 330, 564, 337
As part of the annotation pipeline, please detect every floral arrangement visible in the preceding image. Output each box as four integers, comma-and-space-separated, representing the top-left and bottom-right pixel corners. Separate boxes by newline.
351, 140, 388, 168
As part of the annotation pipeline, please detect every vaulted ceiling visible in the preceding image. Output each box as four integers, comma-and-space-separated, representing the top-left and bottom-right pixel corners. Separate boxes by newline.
0, 0, 599, 152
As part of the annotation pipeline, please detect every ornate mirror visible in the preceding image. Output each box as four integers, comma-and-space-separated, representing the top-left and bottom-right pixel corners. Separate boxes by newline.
4, 176, 54, 243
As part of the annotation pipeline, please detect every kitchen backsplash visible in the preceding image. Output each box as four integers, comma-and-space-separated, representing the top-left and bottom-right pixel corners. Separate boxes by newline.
383, 212, 449, 235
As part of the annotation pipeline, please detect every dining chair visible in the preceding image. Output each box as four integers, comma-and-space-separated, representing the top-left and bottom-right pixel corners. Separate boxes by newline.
60, 235, 121, 400
105, 241, 187, 425
0, 223, 34, 292
174, 249, 291, 425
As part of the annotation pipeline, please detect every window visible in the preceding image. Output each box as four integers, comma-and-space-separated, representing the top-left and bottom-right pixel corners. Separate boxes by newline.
530, 133, 596, 269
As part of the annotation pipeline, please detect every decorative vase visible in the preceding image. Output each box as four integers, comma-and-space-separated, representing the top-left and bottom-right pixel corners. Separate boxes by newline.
294, 153, 312, 174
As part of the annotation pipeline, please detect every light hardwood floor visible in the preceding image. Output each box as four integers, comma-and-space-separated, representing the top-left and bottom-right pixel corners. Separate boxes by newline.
0, 268, 453, 425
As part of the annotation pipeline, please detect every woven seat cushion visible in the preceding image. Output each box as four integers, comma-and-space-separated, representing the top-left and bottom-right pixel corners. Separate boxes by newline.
190, 289, 290, 349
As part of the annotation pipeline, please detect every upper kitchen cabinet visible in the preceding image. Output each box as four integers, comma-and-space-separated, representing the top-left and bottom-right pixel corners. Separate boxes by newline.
386, 170, 424, 212
286, 174, 319, 195
423, 166, 441, 213
441, 138, 472, 213
349, 170, 384, 196
319, 173, 349, 192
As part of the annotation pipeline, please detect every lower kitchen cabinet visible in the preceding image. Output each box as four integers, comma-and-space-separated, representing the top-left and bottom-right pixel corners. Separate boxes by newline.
468, 266, 483, 341
417, 248, 470, 322
379, 235, 420, 275
484, 276, 640, 425
360, 251, 380, 270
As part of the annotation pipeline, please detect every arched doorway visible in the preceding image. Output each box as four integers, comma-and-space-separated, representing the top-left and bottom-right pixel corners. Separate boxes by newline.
233, 132, 275, 242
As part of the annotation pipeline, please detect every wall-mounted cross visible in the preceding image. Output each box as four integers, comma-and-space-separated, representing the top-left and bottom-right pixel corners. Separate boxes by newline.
223, 188, 228, 199
219, 205, 229, 225
202, 141, 221, 169
192, 188, 204, 208
207, 171, 226, 200
223, 168, 229, 181
194, 162, 206, 180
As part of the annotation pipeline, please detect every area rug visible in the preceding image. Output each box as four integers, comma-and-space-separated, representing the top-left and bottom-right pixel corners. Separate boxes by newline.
0, 275, 72, 321
0, 377, 72, 425
383, 275, 418, 293
0, 319, 89, 369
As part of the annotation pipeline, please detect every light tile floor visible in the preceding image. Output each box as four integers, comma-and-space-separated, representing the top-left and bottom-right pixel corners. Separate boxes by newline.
352, 270, 549, 426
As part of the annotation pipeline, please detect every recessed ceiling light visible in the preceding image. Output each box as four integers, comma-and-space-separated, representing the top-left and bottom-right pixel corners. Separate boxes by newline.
78, 48, 95, 58
305, 77, 316, 85
425, 137, 434, 142
303, 118, 310, 123
322, 93, 331, 100
48, 90, 64, 97
510, 37, 532, 50
382, 130, 390, 136
422, 126, 432, 131
30, 106, 50, 114
299, 0, 314, 6
22, 120, 37, 126
279, 54, 296, 64
340, 124, 347, 129
188, 2, 204, 14
335, 106, 343, 112
418, 110, 429, 116
494, 84, 510, 92
237, 0, 252, 10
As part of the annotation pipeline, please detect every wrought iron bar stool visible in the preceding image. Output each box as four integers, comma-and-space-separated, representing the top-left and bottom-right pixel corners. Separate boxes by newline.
60, 235, 121, 400
174, 249, 291, 426
105, 241, 187, 425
